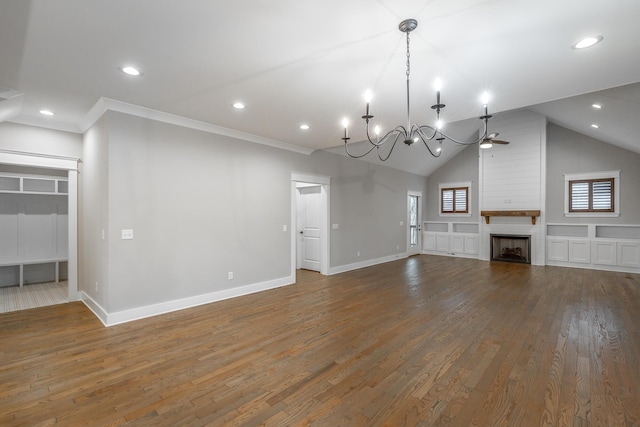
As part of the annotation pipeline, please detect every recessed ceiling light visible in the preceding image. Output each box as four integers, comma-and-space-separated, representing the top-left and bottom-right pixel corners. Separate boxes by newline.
299, 124, 310, 130
592, 103, 602, 109
121, 66, 141, 76
591, 124, 599, 128
39, 109, 54, 116
572, 35, 603, 49
232, 102, 245, 109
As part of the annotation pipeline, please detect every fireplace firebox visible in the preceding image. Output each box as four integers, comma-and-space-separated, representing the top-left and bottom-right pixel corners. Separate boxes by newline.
490, 234, 531, 264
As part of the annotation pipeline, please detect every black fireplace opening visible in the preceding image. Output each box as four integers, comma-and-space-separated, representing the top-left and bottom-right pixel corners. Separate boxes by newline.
490, 234, 531, 264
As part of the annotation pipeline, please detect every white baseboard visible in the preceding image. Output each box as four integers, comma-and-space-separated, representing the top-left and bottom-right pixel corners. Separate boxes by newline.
81, 275, 294, 327
328, 253, 408, 275
422, 250, 479, 260
80, 291, 109, 326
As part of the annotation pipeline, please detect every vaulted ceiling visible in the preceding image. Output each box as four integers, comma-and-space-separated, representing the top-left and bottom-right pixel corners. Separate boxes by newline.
1, 0, 639, 176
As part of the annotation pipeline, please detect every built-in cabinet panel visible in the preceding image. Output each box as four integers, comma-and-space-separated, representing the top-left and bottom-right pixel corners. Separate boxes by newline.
424, 233, 437, 251
423, 221, 479, 259
568, 240, 590, 264
0, 203, 19, 258
547, 238, 568, 262
592, 241, 617, 266
450, 235, 464, 253
617, 242, 640, 268
464, 235, 479, 255
436, 234, 450, 252
546, 223, 640, 272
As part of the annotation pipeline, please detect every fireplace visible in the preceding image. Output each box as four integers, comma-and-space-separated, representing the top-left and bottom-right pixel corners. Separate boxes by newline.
491, 234, 531, 264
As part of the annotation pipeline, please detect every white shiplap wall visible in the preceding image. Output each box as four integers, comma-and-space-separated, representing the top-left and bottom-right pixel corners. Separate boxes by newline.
478, 110, 547, 265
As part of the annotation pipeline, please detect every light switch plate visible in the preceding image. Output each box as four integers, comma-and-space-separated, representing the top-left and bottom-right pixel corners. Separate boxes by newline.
121, 229, 134, 240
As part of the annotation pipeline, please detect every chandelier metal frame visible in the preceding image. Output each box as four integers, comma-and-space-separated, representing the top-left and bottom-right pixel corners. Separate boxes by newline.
341, 18, 493, 160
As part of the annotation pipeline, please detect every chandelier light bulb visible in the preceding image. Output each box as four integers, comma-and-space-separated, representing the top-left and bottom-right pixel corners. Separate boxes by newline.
363, 90, 373, 103
342, 117, 349, 128
434, 78, 443, 92
481, 91, 490, 105
436, 119, 444, 130
374, 125, 381, 135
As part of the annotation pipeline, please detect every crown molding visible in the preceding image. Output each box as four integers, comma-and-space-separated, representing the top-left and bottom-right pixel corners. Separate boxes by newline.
81, 97, 314, 156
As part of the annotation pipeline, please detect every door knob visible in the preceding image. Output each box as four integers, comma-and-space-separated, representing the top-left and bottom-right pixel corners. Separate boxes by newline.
299, 231, 303, 234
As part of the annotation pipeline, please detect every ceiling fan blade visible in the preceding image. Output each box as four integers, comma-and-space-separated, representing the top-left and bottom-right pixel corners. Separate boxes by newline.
487, 132, 500, 140
491, 139, 510, 145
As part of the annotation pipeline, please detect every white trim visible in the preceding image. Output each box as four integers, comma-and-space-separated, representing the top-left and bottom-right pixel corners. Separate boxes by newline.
407, 190, 423, 256
80, 291, 109, 326
329, 253, 408, 275
0, 149, 80, 171
83, 275, 294, 327
563, 170, 620, 217
82, 98, 314, 156
439, 181, 472, 217
291, 173, 330, 276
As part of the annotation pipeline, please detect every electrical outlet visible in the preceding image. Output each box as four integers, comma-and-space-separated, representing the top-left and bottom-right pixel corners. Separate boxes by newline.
228, 272, 234, 280
283, 225, 287, 232
95, 281, 99, 292
121, 229, 134, 240
397, 244, 400, 250
332, 224, 339, 230
357, 251, 360, 257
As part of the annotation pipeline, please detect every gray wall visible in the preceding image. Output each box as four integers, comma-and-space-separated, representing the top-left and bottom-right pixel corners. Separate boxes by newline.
425, 144, 479, 222
546, 123, 640, 224
0, 122, 82, 158
83, 111, 426, 313
80, 115, 109, 309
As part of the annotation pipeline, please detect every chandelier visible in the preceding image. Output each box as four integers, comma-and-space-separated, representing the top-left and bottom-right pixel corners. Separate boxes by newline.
341, 19, 493, 160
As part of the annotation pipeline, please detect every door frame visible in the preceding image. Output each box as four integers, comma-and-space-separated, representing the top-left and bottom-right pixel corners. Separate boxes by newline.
407, 190, 423, 256
291, 173, 330, 277
0, 149, 80, 301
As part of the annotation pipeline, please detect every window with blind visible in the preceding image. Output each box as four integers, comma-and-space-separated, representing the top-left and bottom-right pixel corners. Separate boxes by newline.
569, 178, 613, 212
564, 171, 619, 217
441, 187, 468, 214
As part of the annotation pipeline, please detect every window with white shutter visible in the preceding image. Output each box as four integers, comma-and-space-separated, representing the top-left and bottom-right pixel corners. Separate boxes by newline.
564, 171, 619, 217
441, 187, 468, 214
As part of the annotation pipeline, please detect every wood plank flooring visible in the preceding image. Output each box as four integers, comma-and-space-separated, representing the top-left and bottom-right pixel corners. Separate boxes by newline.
1, 255, 640, 426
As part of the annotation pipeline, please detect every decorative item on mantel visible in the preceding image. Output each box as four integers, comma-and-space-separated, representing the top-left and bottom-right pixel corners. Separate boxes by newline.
340, 18, 495, 161
480, 210, 541, 225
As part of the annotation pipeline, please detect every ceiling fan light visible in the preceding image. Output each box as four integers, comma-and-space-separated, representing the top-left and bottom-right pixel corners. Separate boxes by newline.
480, 141, 493, 149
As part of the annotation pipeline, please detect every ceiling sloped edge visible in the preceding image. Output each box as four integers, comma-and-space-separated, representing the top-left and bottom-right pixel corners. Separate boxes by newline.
80, 97, 315, 156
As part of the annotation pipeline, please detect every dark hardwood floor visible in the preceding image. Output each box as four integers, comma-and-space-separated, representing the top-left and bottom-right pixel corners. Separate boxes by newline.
1, 255, 639, 426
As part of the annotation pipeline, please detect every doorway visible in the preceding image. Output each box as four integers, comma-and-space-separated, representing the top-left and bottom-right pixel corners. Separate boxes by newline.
296, 184, 321, 271
291, 173, 330, 277
0, 151, 79, 302
407, 191, 422, 256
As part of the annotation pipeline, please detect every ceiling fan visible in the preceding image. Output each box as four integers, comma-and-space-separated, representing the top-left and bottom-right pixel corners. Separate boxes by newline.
480, 132, 510, 149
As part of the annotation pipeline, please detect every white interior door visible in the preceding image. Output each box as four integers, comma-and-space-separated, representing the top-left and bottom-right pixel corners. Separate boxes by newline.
408, 191, 422, 255
297, 185, 321, 271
